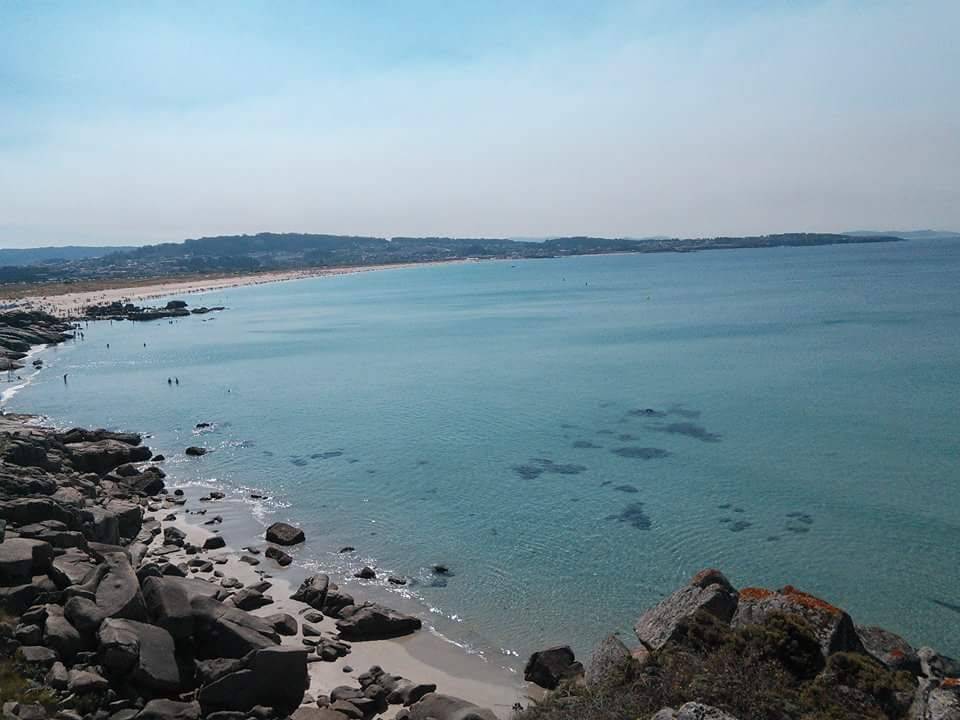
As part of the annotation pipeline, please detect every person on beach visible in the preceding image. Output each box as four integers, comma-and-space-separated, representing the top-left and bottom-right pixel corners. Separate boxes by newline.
63, 374, 68, 383
168, 378, 172, 385
175, 377, 179, 385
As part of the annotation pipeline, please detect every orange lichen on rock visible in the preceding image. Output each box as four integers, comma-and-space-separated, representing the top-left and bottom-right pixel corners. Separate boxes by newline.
738, 587, 775, 601
779, 585, 843, 616
943, 677, 960, 688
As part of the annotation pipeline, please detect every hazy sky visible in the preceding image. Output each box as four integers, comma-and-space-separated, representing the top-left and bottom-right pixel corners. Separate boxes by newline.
2, 1, 958, 247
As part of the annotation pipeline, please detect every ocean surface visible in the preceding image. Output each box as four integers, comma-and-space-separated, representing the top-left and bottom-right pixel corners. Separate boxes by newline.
5, 240, 960, 666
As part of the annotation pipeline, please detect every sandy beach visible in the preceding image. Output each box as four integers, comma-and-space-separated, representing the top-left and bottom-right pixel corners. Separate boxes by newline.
0, 260, 470, 317
151, 483, 528, 718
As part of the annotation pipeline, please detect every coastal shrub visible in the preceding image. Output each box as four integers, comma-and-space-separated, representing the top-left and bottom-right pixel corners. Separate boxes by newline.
514, 611, 914, 720
0, 658, 57, 706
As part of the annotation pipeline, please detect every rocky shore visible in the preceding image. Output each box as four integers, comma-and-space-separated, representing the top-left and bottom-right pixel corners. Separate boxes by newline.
0, 312, 511, 720
520, 569, 959, 719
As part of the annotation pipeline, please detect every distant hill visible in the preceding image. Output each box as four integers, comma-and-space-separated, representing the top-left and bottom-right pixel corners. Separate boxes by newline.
845, 229, 960, 241
0, 232, 907, 286
0, 245, 135, 266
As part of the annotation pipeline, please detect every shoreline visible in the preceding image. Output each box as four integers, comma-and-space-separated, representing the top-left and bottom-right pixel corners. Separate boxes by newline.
1, 309, 529, 716
158, 483, 528, 717
0, 259, 475, 317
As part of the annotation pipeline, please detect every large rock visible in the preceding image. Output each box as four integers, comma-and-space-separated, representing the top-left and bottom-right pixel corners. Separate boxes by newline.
586, 634, 632, 687
98, 618, 181, 692
66, 439, 151, 474
190, 595, 279, 658
291, 574, 329, 609
264, 522, 304, 546
857, 625, 922, 674
0, 497, 81, 529
64, 595, 105, 635
635, 569, 739, 651
95, 552, 148, 621
198, 646, 308, 712
291, 709, 351, 720
136, 700, 200, 720
43, 606, 82, 661
48, 549, 97, 589
104, 500, 143, 540
141, 576, 195, 640
335, 603, 421, 640
654, 703, 743, 720
0, 538, 52, 583
524, 646, 583, 690
731, 585, 863, 658
402, 693, 498, 720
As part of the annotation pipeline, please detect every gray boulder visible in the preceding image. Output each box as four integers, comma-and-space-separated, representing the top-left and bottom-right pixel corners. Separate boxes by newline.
403, 693, 498, 720
265, 522, 304, 546
263, 613, 297, 636
0, 538, 52, 583
66, 439, 151, 474
49, 549, 98, 589
654, 704, 742, 720
524, 645, 583, 690
291, 574, 329, 609
635, 569, 739, 652
586, 634, 632, 687
198, 646, 308, 712
136, 700, 200, 720
857, 625, 922, 674
64, 595, 105, 635
98, 618, 181, 692
68, 668, 109, 693
335, 603, 421, 640
190, 595, 279, 658
95, 552, 148, 621
731, 585, 863, 658
141, 576, 195, 640
42, 606, 82, 661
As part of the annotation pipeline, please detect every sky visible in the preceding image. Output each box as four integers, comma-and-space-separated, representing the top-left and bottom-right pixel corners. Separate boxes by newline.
1, 1, 958, 247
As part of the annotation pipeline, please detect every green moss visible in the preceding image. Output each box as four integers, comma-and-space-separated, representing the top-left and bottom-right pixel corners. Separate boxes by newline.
0, 659, 58, 706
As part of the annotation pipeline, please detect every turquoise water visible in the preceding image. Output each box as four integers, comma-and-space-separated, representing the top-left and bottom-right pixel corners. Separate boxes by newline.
6, 241, 960, 663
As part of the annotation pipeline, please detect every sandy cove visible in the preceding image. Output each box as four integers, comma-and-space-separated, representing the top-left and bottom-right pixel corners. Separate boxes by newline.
148, 484, 527, 718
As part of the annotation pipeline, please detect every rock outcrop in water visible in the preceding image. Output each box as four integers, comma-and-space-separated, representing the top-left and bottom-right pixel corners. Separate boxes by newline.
519, 569, 960, 720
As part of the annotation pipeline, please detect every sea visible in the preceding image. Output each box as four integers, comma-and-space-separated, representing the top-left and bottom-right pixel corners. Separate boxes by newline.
4, 239, 960, 668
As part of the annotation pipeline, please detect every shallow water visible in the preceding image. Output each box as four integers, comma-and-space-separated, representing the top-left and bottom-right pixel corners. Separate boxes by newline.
8, 240, 960, 663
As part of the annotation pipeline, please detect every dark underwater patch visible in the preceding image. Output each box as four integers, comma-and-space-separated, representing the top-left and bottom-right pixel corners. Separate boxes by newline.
529, 458, 588, 475
611, 446, 671, 460
310, 450, 344, 460
290, 457, 309, 467
649, 422, 721, 442
786, 512, 814, 524
614, 484, 639, 493
572, 440, 602, 449
605, 501, 651, 530
596, 429, 615, 436
617, 433, 638, 441
667, 404, 701, 419
930, 598, 960, 615
729, 520, 752, 532
512, 465, 544, 479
